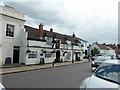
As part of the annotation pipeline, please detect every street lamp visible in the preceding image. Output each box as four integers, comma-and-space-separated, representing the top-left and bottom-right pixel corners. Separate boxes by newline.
72, 43, 74, 63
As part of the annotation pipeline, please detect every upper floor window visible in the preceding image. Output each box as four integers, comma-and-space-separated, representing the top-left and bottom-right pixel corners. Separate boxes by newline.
46, 37, 52, 45
6, 24, 14, 37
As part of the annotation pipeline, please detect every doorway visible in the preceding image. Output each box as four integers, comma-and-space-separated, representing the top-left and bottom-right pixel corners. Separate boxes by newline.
56, 50, 60, 62
75, 53, 78, 60
13, 46, 20, 63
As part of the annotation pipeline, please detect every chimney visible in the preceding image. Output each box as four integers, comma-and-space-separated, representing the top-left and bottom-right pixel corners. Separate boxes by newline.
39, 23, 43, 39
50, 28, 53, 32
72, 32, 75, 38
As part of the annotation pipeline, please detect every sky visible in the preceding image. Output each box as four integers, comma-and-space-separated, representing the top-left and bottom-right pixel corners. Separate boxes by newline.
0, 0, 119, 44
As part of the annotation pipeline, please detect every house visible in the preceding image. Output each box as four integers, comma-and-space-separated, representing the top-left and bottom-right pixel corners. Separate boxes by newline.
24, 24, 88, 65
89, 42, 116, 56
0, 5, 25, 65
0, 5, 87, 65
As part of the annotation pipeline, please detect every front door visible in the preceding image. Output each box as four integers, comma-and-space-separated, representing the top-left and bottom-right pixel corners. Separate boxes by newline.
75, 53, 78, 60
56, 50, 60, 62
13, 46, 20, 63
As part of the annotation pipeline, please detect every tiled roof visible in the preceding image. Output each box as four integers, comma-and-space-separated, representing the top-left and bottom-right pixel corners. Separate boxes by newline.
96, 43, 110, 50
106, 44, 116, 50
24, 25, 85, 46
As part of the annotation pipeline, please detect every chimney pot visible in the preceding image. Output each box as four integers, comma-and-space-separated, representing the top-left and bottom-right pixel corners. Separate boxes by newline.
39, 23, 43, 39
50, 28, 53, 32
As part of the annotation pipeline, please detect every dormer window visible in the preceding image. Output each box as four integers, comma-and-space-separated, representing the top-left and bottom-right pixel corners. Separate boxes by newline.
6, 24, 14, 37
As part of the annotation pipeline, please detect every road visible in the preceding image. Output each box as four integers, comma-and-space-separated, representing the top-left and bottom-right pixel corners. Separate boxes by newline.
2, 62, 92, 88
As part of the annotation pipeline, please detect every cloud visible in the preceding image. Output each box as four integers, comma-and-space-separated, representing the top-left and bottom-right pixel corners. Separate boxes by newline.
3, 0, 118, 44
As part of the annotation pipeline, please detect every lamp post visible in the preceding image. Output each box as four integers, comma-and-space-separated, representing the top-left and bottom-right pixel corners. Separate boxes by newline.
72, 44, 74, 63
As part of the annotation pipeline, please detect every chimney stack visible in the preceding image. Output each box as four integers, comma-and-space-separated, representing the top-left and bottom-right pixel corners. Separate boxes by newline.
50, 28, 53, 32
72, 32, 75, 38
39, 23, 43, 39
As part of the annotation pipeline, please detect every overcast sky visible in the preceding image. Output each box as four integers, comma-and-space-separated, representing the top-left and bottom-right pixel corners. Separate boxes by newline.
0, 0, 119, 44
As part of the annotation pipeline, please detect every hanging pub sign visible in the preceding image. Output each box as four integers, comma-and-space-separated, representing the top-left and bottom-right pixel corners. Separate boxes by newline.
51, 50, 56, 53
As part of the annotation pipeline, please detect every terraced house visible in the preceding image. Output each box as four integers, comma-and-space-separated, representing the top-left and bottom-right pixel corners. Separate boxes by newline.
0, 5, 88, 65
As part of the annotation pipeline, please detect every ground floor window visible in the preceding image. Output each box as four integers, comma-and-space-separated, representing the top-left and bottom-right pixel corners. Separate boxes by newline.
45, 53, 52, 58
28, 51, 37, 58
66, 52, 71, 59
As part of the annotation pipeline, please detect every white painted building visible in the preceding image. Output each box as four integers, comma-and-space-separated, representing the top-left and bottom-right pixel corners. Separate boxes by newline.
89, 42, 116, 56
0, 5, 26, 65
0, 5, 88, 65
24, 25, 88, 65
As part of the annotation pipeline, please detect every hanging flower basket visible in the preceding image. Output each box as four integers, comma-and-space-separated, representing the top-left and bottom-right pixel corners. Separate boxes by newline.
26, 50, 31, 53
43, 51, 47, 53
51, 50, 56, 53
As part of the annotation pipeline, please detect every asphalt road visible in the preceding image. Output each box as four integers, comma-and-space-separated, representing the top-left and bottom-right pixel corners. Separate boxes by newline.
2, 62, 92, 88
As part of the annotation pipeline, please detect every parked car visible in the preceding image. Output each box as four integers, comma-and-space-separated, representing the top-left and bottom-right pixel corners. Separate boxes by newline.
91, 56, 112, 71
80, 60, 120, 89
116, 55, 120, 59
0, 82, 5, 90
91, 54, 103, 61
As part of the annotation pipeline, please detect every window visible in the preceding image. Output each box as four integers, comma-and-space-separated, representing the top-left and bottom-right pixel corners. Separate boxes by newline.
28, 51, 37, 58
46, 37, 52, 45
45, 53, 52, 58
66, 52, 71, 59
6, 24, 14, 37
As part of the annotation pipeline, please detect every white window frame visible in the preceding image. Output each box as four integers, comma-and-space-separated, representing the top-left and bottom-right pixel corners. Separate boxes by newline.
6, 24, 15, 37
28, 51, 37, 59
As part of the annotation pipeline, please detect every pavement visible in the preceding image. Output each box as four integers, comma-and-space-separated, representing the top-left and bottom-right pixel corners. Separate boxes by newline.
0, 59, 89, 75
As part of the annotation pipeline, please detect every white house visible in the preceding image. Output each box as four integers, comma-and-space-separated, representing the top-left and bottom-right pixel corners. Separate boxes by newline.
89, 42, 116, 56
0, 5, 26, 65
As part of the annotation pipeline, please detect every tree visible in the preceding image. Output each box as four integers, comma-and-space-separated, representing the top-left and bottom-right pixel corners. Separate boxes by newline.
91, 47, 100, 56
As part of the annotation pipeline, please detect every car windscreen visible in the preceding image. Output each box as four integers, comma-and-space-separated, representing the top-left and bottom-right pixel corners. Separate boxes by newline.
94, 63, 120, 85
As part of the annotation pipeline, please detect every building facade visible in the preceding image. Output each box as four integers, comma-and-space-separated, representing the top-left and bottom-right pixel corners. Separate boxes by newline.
0, 5, 87, 65
0, 5, 25, 65
24, 24, 87, 65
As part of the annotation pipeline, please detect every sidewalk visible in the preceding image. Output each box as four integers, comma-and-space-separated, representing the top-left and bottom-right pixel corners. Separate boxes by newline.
0, 59, 89, 75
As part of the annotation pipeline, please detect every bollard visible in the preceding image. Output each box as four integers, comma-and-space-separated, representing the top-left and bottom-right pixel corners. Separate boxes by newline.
52, 61, 54, 67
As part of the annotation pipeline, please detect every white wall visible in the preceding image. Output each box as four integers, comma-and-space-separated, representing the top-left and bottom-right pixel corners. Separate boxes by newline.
0, 6, 25, 65
0, 14, 2, 45
2, 43, 13, 64
0, 47, 2, 66
29, 40, 46, 47
74, 45, 80, 49
25, 47, 55, 65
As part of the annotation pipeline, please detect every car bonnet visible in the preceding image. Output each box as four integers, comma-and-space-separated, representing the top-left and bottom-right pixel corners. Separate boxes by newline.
88, 75, 118, 88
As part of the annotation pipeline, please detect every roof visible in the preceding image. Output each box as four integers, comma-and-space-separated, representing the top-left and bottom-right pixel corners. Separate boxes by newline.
115, 48, 120, 54
106, 44, 116, 50
24, 25, 85, 46
96, 43, 110, 50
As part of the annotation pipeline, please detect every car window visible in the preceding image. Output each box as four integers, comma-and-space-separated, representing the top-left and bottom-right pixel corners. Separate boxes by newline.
94, 63, 120, 85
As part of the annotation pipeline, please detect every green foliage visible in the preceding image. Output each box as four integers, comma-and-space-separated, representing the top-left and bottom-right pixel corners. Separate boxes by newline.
91, 47, 100, 56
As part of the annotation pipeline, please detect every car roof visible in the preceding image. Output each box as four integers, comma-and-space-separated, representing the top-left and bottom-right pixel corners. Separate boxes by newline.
103, 59, 120, 65
96, 56, 111, 59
